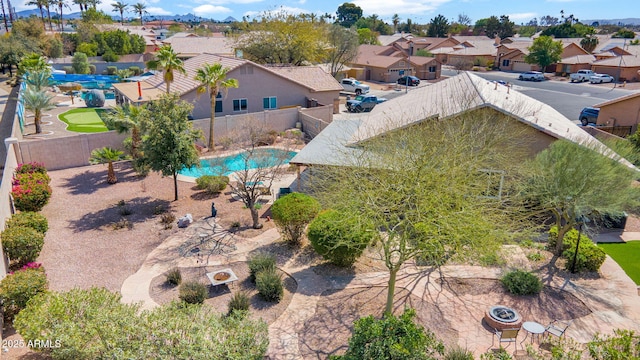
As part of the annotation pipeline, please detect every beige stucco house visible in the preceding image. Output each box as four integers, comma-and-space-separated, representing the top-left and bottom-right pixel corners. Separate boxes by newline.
593, 93, 640, 133
349, 44, 440, 82
112, 53, 342, 119
591, 55, 640, 82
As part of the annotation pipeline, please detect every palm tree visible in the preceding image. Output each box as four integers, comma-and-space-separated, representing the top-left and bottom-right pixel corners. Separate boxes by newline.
104, 103, 144, 159
194, 63, 239, 150
392, 14, 400, 33
22, 88, 55, 134
85, 0, 99, 10
44, 0, 53, 31
72, 0, 86, 14
111, 1, 127, 25
1, 0, 9, 32
25, 70, 51, 91
89, 147, 125, 184
146, 45, 186, 94
132, 2, 146, 25
54, 0, 70, 32
26, 0, 47, 30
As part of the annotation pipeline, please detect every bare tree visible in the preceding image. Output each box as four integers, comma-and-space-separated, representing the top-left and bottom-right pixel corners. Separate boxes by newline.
226, 123, 299, 229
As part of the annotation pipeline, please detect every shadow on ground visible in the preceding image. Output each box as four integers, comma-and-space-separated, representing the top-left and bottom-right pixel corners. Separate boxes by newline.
61, 164, 139, 195
67, 196, 170, 232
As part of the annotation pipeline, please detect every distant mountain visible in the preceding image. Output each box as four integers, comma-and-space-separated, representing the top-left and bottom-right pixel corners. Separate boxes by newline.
14, 10, 236, 23
583, 18, 640, 26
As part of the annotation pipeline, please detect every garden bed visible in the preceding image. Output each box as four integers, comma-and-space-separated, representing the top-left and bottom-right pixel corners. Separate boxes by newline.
149, 261, 297, 324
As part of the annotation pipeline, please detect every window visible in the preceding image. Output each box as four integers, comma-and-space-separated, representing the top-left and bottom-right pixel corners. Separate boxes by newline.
428, 66, 436, 72
215, 92, 222, 113
233, 98, 247, 112
479, 169, 505, 200
502, 59, 510, 67
398, 61, 405, 67
263, 96, 277, 109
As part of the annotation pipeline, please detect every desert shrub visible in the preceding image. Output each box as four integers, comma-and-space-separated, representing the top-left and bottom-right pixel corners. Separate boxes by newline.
219, 136, 233, 150
117, 200, 132, 216
501, 269, 542, 295
160, 212, 176, 229
88, 64, 97, 74
563, 241, 606, 273
333, 308, 445, 360
227, 291, 251, 316
444, 346, 474, 360
106, 65, 118, 74
255, 268, 283, 303
63, 65, 74, 74
6, 212, 48, 234
256, 130, 278, 146
248, 253, 276, 282
549, 227, 605, 272
0, 267, 48, 321
588, 329, 640, 359
15, 162, 47, 175
179, 281, 208, 304
153, 205, 167, 215
271, 193, 320, 244
196, 175, 229, 194
111, 218, 132, 230
231, 221, 241, 228
128, 66, 141, 75
527, 252, 544, 262
308, 209, 374, 267
166, 267, 182, 286
1, 226, 45, 267
480, 349, 513, 360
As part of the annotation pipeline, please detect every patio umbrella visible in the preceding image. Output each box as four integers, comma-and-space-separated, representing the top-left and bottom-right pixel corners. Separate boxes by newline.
57, 82, 82, 104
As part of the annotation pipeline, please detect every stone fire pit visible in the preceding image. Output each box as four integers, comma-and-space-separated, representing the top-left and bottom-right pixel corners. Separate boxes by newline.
484, 305, 523, 330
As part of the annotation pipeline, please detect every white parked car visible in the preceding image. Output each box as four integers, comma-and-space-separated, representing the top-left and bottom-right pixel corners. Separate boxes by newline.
589, 74, 615, 84
518, 71, 545, 82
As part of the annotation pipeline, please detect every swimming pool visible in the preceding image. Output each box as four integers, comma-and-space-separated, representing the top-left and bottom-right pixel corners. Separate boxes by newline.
50, 74, 120, 89
179, 148, 298, 178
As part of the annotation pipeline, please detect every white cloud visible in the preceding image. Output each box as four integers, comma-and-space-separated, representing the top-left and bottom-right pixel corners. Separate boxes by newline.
146, 7, 172, 15
243, 11, 261, 18
507, 12, 538, 21
193, 5, 233, 16
299, 0, 307, 4
353, 0, 453, 17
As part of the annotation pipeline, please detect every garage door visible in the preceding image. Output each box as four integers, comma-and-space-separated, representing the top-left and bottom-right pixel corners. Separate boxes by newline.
513, 61, 533, 72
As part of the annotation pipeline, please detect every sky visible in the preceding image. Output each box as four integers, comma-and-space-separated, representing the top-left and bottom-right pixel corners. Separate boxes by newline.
13, 0, 640, 24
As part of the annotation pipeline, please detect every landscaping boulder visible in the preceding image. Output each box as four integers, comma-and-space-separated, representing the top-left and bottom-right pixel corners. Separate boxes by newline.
85, 89, 106, 108
177, 214, 193, 228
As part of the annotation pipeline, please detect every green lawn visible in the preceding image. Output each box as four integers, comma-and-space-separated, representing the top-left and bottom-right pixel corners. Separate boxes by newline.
599, 241, 640, 285
58, 108, 110, 133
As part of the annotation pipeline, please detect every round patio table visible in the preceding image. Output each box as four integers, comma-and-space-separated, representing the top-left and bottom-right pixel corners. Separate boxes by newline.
522, 321, 545, 344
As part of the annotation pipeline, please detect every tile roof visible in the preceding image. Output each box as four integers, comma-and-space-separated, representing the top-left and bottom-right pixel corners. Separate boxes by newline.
145, 54, 247, 95
593, 55, 640, 67
558, 54, 596, 64
161, 37, 235, 57
144, 54, 341, 95
594, 92, 640, 108
291, 72, 634, 169
267, 66, 343, 92
352, 45, 406, 68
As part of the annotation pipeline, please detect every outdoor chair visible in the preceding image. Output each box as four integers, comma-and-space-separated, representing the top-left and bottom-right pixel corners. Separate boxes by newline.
545, 319, 573, 338
492, 328, 520, 350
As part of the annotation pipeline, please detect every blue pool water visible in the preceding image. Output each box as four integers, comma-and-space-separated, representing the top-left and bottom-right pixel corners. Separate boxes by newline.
179, 148, 298, 178
50, 74, 120, 89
